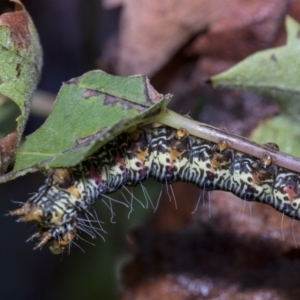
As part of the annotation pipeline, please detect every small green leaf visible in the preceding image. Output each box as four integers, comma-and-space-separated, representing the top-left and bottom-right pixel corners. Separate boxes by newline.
0, 71, 170, 183
0, 0, 42, 173
250, 115, 300, 157
210, 16, 300, 121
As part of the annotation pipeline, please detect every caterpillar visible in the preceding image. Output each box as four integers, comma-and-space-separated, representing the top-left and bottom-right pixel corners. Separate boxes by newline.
9, 126, 300, 254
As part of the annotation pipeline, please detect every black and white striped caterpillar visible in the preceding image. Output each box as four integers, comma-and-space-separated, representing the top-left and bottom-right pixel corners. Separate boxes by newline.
9, 126, 300, 254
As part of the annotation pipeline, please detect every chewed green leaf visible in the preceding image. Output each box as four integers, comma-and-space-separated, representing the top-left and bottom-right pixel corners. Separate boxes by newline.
250, 115, 300, 157
0, 0, 42, 173
210, 16, 300, 121
0, 70, 170, 183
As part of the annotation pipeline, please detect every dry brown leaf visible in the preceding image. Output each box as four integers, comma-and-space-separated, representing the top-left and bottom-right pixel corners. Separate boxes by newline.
121, 189, 300, 299
0, 0, 31, 49
0, 131, 18, 174
0, 0, 42, 174
115, 0, 288, 76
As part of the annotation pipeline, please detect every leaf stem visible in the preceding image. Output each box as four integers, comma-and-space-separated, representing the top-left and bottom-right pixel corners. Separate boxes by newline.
153, 108, 300, 173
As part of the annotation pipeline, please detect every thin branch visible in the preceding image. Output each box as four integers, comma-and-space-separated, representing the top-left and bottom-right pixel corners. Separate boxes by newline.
152, 108, 300, 173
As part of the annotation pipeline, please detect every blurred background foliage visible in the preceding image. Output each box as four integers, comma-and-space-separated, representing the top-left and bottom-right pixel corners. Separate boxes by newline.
1, 0, 300, 299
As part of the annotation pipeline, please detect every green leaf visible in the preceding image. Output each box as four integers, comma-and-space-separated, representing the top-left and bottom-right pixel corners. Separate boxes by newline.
0, 96, 20, 139
0, 70, 171, 183
210, 16, 300, 121
250, 115, 300, 157
0, 0, 42, 173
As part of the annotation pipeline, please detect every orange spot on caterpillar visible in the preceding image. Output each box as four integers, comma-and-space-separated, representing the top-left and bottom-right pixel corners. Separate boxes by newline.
175, 128, 189, 140
136, 148, 149, 164
211, 141, 233, 170
50, 229, 77, 254
216, 140, 229, 152
9, 202, 43, 223
169, 147, 182, 163
251, 173, 260, 185
67, 186, 81, 199
32, 232, 53, 250
49, 168, 72, 187
260, 154, 274, 169
211, 154, 222, 169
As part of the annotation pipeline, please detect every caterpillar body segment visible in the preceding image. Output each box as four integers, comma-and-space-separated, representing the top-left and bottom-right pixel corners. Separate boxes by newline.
9, 127, 300, 253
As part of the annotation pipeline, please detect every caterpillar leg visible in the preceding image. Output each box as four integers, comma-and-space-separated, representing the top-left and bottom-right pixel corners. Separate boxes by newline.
24, 228, 77, 254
